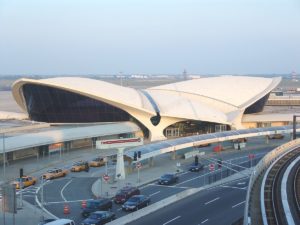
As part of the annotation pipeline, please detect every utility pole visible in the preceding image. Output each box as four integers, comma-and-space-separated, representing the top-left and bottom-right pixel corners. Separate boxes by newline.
2, 133, 6, 181
293, 115, 300, 140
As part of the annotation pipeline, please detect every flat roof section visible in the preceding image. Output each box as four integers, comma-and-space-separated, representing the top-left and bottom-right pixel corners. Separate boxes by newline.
0, 122, 140, 154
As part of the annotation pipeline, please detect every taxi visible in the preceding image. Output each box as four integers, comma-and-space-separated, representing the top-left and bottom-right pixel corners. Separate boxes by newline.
89, 157, 105, 167
71, 161, 88, 172
42, 168, 68, 180
12, 176, 37, 189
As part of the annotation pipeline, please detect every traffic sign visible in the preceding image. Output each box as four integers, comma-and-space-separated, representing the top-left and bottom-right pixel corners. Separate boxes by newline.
136, 162, 142, 169
248, 154, 255, 159
103, 174, 110, 182
209, 163, 215, 171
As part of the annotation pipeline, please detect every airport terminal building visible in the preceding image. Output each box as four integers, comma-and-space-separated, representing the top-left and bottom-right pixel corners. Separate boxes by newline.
11, 76, 284, 141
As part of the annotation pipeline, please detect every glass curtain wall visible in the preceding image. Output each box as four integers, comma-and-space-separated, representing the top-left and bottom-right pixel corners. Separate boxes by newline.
22, 84, 131, 123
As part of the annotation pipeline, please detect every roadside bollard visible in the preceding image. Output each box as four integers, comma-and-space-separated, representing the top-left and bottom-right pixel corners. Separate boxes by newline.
81, 200, 87, 208
63, 204, 70, 214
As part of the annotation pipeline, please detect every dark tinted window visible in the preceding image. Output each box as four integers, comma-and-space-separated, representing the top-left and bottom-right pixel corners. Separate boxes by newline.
22, 84, 131, 123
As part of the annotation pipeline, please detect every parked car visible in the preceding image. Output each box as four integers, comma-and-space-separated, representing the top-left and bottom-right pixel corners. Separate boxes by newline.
89, 157, 106, 167
158, 173, 178, 185
81, 199, 113, 218
267, 134, 284, 139
81, 211, 116, 225
189, 163, 204, 172
71, 161, 88, 172
114, 186, 140, 204
122, 195, 150, 211
12, 176, 37, 189
42, 168, 68, 180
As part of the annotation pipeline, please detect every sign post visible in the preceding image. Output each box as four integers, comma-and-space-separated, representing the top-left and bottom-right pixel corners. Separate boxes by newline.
209, 163, 215, 172
136, 162, 142, 183
248, 154, 255, 167
97, 138, 143, 180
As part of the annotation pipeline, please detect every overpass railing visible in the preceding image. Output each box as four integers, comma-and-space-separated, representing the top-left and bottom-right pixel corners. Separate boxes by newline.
243, 138, 300, 225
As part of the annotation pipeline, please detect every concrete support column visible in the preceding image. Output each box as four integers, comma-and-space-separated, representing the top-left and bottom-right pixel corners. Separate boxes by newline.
171, 150, 176, 160
148, 157, 154, 167
265, 135, 269, 144
115, 147, 125, 180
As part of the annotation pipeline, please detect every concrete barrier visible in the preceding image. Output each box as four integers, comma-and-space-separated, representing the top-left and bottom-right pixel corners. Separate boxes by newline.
243, 139, 300, 225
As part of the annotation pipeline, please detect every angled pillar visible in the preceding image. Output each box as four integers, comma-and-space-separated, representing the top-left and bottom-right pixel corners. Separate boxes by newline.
115, 148, 125, 180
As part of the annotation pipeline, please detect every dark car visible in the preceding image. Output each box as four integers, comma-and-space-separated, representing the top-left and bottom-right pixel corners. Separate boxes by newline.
189, 163, 204, 172
122, 195, 150, 211
81, 211, 116, 225
158, 173, 178, 185
81, 199, 113, 218
114, 186, 140, 204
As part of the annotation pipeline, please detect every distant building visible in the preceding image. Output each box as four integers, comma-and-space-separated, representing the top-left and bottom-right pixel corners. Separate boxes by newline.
12, 76, 281, 141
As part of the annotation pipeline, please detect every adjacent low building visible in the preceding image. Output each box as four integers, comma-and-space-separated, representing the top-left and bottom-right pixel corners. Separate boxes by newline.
12, 76, 281, 141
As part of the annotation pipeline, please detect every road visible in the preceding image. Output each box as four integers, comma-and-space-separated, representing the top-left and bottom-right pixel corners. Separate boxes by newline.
128, 178, 249, 225
32, 147, 272, 225
13, 144, 281, 225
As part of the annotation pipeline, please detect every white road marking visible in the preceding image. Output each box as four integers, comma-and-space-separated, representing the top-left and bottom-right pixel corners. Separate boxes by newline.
237, 182, 246, 185
204, 197, 220, 205
45, 198, 94, 205
176, 170, 215, 186
232, 201, 245, 208
149, 191, 161, 197
35, 182, 59, 220
201, 219, 209, 224
220, 185, 247, 190
163, 216, 181, 225
149, 184, 188, 189
61, 180, 73, 202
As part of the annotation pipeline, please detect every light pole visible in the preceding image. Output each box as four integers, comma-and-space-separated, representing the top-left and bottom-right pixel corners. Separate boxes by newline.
293, 115, 300, 140
2, 133, 6, 181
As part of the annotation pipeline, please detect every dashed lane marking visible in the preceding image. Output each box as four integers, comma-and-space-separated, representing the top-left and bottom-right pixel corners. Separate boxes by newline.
219, 185, 247, 190
204, 197, 220, 205
201, 219, 209, 224
149, 191, 161, 197
148, 184, 189, 189
163, 216, 181, 225
232, 201, 245, 208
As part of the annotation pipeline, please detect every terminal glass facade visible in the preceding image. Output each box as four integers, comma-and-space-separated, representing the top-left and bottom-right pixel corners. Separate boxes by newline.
22, 84, 131, 123
163, 121, 230, 138
244, 94, 270, 114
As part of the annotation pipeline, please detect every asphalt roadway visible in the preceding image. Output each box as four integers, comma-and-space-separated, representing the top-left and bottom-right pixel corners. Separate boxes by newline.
27, 146, 276, 225
128, 177, 249, 225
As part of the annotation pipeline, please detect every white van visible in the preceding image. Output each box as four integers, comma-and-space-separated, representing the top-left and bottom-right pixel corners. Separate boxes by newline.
44, 219, 75, 225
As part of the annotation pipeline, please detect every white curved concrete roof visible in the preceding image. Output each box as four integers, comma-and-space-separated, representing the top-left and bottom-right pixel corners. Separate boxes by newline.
12, 76, 281, 136
12, 77, 155, 114
148, 76, 281, 109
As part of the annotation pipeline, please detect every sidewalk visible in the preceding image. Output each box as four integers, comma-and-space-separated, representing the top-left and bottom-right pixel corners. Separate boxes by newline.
0, 199, 49, 225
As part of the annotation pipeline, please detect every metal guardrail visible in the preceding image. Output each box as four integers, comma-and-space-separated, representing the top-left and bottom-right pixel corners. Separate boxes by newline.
243, 138, 300, 225
261, 148, 300, 225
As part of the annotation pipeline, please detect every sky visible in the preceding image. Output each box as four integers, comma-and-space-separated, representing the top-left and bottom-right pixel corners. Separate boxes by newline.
0, 0, 299, 75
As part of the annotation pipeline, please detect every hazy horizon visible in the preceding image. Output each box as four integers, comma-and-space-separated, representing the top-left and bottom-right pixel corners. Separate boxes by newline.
0, 0, 299, 75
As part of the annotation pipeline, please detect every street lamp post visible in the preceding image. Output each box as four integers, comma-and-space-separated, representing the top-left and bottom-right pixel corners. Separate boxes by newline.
2, 133, 6, 181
